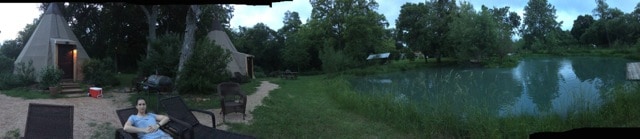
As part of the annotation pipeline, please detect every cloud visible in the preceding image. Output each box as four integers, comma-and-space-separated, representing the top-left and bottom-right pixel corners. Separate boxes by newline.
230, 0, 312, 31
0, 3, 42, 44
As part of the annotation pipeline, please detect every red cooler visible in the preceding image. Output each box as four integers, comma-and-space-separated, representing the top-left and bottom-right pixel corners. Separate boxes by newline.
89, 87, 102, 98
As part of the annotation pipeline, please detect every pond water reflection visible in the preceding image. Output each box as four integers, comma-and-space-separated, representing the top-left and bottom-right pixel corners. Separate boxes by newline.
349, 57, 635, 117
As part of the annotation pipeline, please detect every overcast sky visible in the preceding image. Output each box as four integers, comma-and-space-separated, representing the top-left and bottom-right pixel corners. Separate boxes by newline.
0, 1, 637, 45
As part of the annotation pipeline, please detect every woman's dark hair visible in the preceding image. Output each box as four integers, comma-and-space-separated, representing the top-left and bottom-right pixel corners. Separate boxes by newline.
135, 97, 146, 106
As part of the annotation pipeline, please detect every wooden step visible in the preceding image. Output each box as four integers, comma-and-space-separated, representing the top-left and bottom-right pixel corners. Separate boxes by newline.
60, 82, 80, 86
60, 88, 84, 94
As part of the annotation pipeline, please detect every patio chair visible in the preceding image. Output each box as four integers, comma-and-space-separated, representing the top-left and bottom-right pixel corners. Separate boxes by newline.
22, 103, 73, 139
217, 82, 248, 121
159, 96, 256, 139
115, 107, 190, 139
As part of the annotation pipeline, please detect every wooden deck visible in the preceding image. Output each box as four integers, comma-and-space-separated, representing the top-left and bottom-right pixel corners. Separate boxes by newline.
627, 62, 640, 80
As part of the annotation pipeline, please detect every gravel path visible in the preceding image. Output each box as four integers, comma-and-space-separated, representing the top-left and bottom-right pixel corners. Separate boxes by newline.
0, 81, 279, 138
0, 90, 131, 138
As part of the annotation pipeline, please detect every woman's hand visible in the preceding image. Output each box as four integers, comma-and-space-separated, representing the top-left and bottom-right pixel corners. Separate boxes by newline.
146, 125, 160, 133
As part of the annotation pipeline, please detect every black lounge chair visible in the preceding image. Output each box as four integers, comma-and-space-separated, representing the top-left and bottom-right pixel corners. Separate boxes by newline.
23, 103, 74, 139
217, 82, 248, 121
159, 96, 256, 139
115, 107, 190, 139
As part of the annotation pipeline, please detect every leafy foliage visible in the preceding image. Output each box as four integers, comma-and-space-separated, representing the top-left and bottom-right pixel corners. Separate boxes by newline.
137, 33, 181, 78
176, 38, 231, 95
39, 66, 63, 88
82, 58, 119, 87
0, 54, 13, 73
307, 0, 391, 66
0, 40, 23, 60
521, 0, 562, 51
319, 46, 355, 73
14, 60, 36, 86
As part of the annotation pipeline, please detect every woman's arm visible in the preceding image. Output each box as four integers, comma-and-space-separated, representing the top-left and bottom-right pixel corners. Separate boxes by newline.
155, 114, 171, 127
123, 119, 151, 133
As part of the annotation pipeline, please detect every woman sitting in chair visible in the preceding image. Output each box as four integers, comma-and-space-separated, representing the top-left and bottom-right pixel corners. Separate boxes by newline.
124, 97, 172, 139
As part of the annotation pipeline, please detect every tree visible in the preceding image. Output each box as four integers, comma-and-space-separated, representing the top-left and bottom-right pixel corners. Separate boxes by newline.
521, 0, 561, 51
176, 38, 231, 94
234, 23, 281, 72
396, 2, 431, 62
0, 40, 22, 60
176, 5, 201, 81
570, 15, 595, 41
429, 0, 458, 63
279, 11, 309, 71
308, 0, 390, 69
140, 5, 158, 60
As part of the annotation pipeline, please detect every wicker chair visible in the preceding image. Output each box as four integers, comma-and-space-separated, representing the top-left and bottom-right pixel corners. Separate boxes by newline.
217, 82, 248, 121
159, 96, 256, 139
23, 103, 73, 139
115, 107, 190, 139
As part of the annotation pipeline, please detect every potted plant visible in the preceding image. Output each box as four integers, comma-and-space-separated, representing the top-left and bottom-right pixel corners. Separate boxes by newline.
40, 66, 63, 95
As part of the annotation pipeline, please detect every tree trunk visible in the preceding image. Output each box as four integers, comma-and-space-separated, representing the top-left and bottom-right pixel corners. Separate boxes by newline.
140, 5, 158, 60
176, 5, 201, 81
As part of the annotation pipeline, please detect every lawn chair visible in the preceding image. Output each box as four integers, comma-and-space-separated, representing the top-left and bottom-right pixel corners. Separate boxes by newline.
217, 82, 248, 121
23, 103, 73, 139
159, 96, 256, 139
115, 107, 190, 139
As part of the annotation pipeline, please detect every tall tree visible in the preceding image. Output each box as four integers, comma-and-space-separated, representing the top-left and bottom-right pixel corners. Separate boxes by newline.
430, 0, 457, 63
234, 23, 281, 72
521, 0, 561, 51
570, 15, 594, 41
308, 0, 390, 69
176, 5, 201, 81
396, 2, 431, 62
279, 11, 309, 71
140, 5, 158, 60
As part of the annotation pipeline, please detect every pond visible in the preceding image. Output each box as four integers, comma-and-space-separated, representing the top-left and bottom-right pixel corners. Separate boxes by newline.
349, 56, 637, 117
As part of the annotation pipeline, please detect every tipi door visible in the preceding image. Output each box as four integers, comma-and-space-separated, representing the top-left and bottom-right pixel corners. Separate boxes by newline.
57, 44, 75, 79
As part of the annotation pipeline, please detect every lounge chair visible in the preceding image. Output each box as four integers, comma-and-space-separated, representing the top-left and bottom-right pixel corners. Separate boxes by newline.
115, 107, 190, 139
23, 103, 74, 139
159, 96, 256, 139
217, 82, 248, 121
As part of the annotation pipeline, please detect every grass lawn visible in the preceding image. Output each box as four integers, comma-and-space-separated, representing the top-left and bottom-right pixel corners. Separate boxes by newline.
229, 76, 416, 138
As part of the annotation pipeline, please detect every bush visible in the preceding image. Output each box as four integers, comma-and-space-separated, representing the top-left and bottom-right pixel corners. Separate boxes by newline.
82, 58, 119, 87
39, 66, 63, 88
137, 33, 181, 78
0, 73, 21, 90
0, 54, 13, 73
176, 38, 231, 95
14, 60, 36, 86
319, 47, 356, 73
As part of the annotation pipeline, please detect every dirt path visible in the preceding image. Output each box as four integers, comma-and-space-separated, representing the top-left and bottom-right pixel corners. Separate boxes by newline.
0, 90, 131, 138
192, 81, 280, 130
0, 81, 279, 138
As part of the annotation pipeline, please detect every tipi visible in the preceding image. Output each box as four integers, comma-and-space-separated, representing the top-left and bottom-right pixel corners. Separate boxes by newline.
14, 3, 90, 82
206, 20, 255, 79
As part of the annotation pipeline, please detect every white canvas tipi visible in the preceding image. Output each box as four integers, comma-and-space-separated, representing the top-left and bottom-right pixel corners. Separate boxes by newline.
206, 20, 255, 79
14, 3, 91, 82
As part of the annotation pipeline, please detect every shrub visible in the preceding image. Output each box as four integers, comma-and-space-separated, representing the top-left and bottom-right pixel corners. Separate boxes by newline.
0, 54, 13, 73
14, 60, 36, 86
0, 73, 21, 90
39, 66, 63, 88
137, 33, 181, 78
82, 58, 119, 87
176, 38, 231, 95
319, 46, 356, 73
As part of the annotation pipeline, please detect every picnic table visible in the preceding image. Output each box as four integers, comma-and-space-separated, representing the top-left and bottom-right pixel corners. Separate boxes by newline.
281, 71, 298, 80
